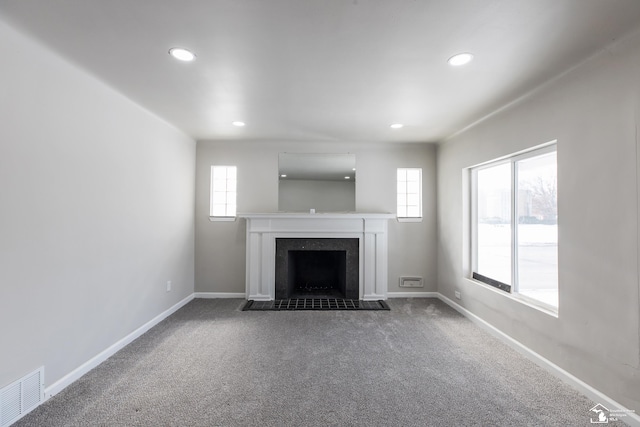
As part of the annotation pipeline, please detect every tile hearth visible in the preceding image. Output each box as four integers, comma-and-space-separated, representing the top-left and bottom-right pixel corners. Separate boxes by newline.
242, 299, 390, 311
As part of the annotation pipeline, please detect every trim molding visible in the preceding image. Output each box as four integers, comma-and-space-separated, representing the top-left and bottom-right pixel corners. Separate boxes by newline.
44, 294, 194, 399
198, 291, 443, 300
387, 291, 439, 298
194, 292, 245, 299
437, 294, 640, 427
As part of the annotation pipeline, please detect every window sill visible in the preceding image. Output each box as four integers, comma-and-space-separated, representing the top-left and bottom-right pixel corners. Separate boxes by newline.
209, 216, 237, 222
464, 277, 559, 318
397, 217, 423, 223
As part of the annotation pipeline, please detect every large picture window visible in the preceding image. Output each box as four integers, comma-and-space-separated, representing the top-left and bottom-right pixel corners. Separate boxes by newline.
471, 143, 558, 311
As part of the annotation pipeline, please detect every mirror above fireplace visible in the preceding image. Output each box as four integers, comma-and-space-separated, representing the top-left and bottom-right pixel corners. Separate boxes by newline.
278, 153, 356, 212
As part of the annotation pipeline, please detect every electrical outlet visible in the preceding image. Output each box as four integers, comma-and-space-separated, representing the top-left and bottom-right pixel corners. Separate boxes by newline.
400, 277, 423, 288
455, 291, 461, 299
166, 280, 172, 292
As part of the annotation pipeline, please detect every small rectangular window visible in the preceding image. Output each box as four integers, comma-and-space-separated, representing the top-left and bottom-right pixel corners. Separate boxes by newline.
471, 143, 558, 311
397, 168, 422, 221
210, 166, 237, 220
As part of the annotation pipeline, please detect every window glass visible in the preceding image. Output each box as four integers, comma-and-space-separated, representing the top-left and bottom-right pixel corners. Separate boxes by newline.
476, 162, 512, 286
471, 144, 558, 311
397, 168, 422, 219
516, 152, 558, 307
210, 166, 237, 218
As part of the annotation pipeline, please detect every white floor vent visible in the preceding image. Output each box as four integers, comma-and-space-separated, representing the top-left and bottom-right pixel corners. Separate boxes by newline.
0, 367, 44, 427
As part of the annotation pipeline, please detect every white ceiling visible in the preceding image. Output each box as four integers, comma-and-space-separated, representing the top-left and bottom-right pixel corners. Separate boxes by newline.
2, 0, 640, 143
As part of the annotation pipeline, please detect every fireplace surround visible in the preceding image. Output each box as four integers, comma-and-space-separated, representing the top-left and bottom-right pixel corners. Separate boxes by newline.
241, 213, 394, 301
275, 238, 359, 299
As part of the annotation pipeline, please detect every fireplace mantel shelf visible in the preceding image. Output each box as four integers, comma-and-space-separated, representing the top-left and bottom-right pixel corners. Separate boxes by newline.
241, 212, 393, 301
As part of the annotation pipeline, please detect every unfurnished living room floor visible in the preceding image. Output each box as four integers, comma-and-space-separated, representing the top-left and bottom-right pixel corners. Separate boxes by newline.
15, 298, 617, 427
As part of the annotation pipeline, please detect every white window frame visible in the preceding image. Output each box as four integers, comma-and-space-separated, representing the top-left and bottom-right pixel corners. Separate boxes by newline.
397, 168, 422, 222
209, 165, 237, 222
469, 141, 558, 313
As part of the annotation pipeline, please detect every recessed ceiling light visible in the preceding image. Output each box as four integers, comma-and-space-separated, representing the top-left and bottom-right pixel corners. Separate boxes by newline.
352, 168, 356, 171
232, 121, 246, 127
280, 174, 287, 178
168, 47, 196, 62
448, 52, 473, 66
390, 123, 404, 129
345, 176, 351, 179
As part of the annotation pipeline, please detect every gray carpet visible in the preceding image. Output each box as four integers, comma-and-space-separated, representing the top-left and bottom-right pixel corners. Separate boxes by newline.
15, 298, 617, 426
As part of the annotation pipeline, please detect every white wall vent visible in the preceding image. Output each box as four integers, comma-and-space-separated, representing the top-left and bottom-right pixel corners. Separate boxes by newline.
0, 367, 44, 427
399, 276, 424, 288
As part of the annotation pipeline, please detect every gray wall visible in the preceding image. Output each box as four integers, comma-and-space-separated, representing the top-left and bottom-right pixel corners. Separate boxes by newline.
0, 20, 196, 388
437, 30, 640, 410
195, 140, 437, 295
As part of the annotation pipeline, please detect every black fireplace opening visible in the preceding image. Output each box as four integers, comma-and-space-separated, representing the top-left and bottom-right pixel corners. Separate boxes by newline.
288, 250, 346, 298
275, 238, 359, 300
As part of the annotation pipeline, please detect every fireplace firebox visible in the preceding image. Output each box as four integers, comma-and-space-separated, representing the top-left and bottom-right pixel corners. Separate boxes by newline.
275, 238, 359, 299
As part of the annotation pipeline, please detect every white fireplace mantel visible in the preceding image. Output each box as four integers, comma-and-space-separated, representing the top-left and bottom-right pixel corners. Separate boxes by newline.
240, 213, 395, 301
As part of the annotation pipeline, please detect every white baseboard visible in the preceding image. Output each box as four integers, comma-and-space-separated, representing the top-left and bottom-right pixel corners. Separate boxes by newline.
196, 292, 439, 300
387, 291, 439, 298
44, 294, 194, 399
194, 292, 246, 299
436, 293, 639, 427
